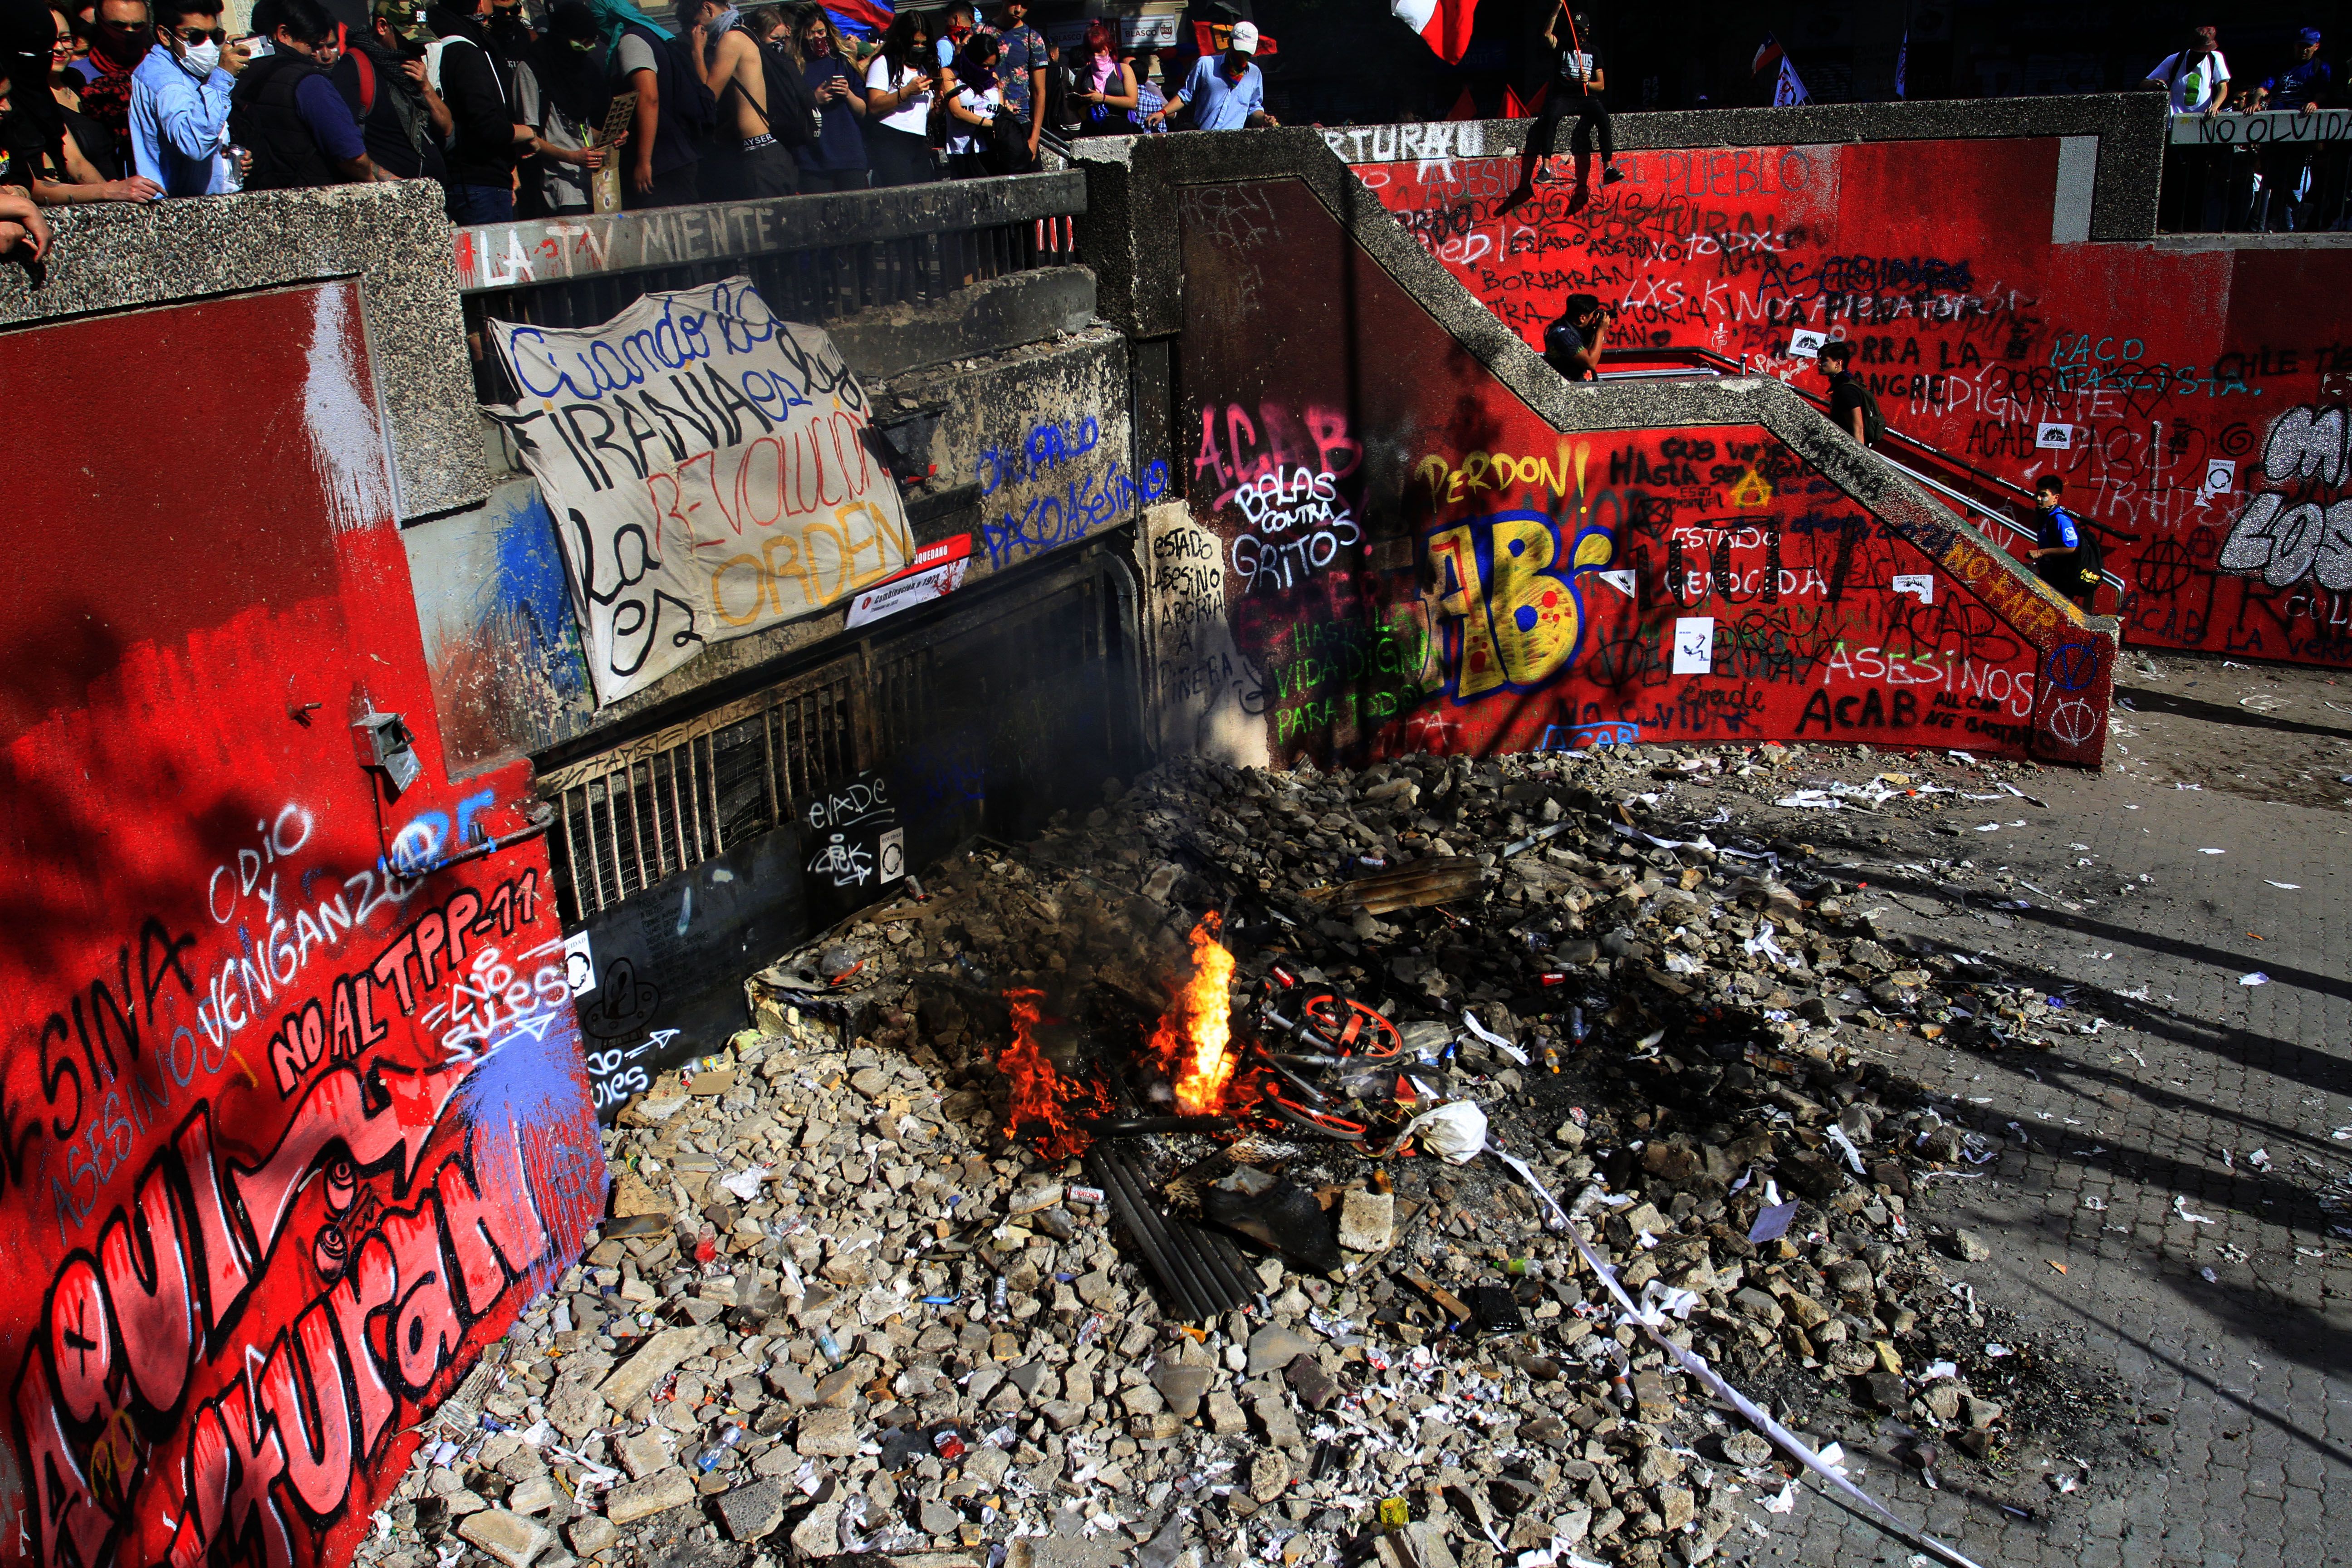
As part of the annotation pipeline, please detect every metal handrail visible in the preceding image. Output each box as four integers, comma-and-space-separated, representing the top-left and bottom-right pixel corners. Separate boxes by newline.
1599, 343, 2128, 595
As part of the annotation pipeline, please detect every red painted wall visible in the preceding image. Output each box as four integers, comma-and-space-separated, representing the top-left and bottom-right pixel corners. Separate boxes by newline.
1354, 137, 2352, 666
0, 284, 604, 1568
1174, 180, 2112, 769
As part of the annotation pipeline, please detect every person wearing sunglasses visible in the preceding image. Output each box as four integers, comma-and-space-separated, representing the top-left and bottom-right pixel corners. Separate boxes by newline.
128, 0, 246, 194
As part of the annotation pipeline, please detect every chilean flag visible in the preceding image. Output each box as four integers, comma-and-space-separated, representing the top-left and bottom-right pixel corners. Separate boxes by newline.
825, 0, 891, 37
1392, 0, 1478, 64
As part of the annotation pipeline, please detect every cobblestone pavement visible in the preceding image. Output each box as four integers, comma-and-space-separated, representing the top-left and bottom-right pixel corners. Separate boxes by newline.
1712, 669, 2352, 1568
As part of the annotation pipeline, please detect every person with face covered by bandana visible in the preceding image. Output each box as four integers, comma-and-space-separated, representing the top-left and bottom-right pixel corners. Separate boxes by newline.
329, 0, 453, 185
127, 0, 244, 194
512, 0, 612, 212
483, 0, 531, 87
64, 0, 142, 163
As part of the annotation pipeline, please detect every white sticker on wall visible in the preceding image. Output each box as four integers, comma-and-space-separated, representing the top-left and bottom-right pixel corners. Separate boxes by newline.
2036, 422, 2075, 449
1598, 569, 1637, 596
2201, 459, 2234, 498
877, 828, 906, 882
1891, 573, 1935, 604
1671, 617, 1715, 675
563, 930, 596, 995
1788, 328, 1827, 359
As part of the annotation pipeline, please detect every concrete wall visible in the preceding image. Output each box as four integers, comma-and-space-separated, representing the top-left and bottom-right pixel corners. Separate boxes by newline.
1078, 126, 2117, 770
1339, 98, 2352, 668
0, 235, 601, 1568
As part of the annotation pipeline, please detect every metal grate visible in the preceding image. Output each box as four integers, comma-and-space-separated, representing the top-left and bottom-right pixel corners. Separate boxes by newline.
538, 659, 863, 921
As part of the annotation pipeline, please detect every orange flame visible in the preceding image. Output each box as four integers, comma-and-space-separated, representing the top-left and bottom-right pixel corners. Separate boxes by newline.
999, 989, 1110, 1159
1150, 914, 1238, 1114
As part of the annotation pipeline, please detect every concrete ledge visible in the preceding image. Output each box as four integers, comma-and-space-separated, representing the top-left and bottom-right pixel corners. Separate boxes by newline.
0, 180, 491, 522
1310, 94, 2169, 243
828, 266, 1098, 380
453, 171, 1088, 291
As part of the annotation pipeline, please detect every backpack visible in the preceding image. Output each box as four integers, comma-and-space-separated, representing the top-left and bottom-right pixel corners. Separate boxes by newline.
2070, 511, 2105, 589
350, 45, 434, 165
747, 39, 823, 149
1857, 381, 1885, 447
614, 23, 716, 143
982, 102, 1034, 173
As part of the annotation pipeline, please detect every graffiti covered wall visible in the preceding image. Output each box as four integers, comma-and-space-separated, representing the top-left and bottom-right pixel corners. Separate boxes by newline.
1170, 178, 2112, 768
0, 284, 604, 1568
1347, 131, 2352, 666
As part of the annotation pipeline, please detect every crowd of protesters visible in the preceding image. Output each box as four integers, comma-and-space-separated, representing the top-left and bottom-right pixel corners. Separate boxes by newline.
0, 0, 1283, 252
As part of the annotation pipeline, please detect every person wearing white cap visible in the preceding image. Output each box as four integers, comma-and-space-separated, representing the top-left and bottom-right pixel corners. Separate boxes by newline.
1167, 17, 1274, 129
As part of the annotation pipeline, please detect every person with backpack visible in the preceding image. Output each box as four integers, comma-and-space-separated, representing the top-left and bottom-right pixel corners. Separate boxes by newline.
426, 0, 528, 220
510, 0, 611, 213
683, 0, 804, 199
329, 0, 451, 189
2029, 475, 2100, 611
1817, 339, 1883, 448
582, 0, 701, 207
858, 5, 931, 186
788, 3, 866, 191
941, 27, 999, 176
229, 0, 387, 187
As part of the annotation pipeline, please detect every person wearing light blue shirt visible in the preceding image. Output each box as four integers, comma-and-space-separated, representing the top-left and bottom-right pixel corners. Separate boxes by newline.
1170, 20, 1275, 131
129, 0, 242, 196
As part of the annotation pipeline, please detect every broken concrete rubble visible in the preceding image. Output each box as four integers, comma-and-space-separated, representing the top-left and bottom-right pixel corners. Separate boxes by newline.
353, 746, 2129, 1568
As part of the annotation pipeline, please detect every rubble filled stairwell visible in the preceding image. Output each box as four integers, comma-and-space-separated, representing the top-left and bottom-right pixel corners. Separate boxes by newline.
354, 743, 2156, 1568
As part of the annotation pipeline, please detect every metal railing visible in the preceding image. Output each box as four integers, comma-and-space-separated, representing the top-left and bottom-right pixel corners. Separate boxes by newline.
1592, 345, 2131, 607
2160, 108, 2352, 232
535, 655, 867, 920
453, 172, 1086, 402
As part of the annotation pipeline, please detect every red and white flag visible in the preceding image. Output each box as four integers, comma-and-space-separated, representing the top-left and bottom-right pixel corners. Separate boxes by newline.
1393, 0, 1479, 64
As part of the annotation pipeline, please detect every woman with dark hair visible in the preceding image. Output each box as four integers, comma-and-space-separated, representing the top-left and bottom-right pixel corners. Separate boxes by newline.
941, 27, 996, 175
860, 5, 932, 185
791, 0, 866, 190
1066, 18, 1132, 134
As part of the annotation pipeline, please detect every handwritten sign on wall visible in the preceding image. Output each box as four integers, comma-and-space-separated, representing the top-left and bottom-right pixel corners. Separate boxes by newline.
487, 277, 913, 704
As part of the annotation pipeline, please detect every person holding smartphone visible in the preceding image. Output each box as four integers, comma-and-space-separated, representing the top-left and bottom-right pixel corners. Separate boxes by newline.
792, 4, 867, 192
860, 7, 932, 186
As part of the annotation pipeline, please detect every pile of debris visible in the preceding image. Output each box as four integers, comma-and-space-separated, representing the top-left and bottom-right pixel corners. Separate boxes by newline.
358, 747, 2128, 1568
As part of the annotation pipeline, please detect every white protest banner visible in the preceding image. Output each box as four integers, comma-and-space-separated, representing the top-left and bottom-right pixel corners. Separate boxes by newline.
487, 276, 912, 704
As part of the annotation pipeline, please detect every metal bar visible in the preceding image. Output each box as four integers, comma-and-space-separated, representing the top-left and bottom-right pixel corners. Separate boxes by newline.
760, 706, 779, 830
666, 744, 690, 870
643, 753, 666, 883
623, 760, 648, 897
1087, 1144, 1214, 1320
704, 734, 725, 854
559, 786, 584, 918
603, 778, 627, 908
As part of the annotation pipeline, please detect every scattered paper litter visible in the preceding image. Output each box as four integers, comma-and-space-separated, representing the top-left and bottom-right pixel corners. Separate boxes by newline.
1747, 1200, 1800, 1245
2239, 972, 2270, 986
1761, 1480, 1799, 1514
2174, 1195, 2215, 1225
2198, 848, 2226, 855
2265, 881, 2301, 890
719, 1166, 770, 1201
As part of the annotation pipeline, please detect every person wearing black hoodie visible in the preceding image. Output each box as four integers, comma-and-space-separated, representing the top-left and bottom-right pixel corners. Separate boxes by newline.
328, 0, 452, 185
428, 0, 526, 222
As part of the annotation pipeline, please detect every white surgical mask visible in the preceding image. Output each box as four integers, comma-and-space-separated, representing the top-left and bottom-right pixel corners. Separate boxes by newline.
181, 38, 222, 74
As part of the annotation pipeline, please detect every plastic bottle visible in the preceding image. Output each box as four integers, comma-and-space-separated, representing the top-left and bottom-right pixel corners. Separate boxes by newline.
696, 1426, 743, 1472
815, 1328, 843, 1364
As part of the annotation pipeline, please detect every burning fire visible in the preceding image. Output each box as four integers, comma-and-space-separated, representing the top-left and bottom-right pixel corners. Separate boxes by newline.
999, 988, 1109, 1159
1150, 914, 1238, 1114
